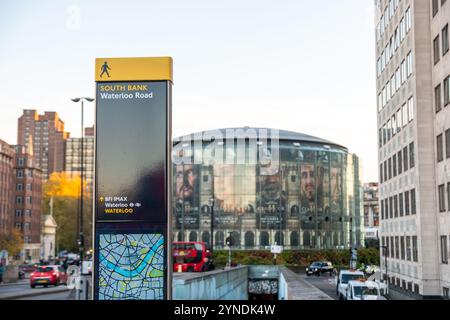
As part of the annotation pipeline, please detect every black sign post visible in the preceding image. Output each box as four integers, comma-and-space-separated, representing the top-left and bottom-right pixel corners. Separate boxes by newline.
93, 57, 173, 300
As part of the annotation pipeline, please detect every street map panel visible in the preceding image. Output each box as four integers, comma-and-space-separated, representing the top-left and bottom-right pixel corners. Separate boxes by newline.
98, 233, 164, 300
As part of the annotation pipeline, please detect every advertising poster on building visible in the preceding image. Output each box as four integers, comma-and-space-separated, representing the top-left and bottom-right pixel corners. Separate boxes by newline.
174, 164, 200, 229
330, 153, 343, 215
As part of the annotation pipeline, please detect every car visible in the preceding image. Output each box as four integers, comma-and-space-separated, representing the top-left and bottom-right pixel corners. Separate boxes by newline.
336, 269, 365, 300
306, 261, 334, 276
30, 265, 68, 288
364, 264, 381, 275
345, 279, 385, 300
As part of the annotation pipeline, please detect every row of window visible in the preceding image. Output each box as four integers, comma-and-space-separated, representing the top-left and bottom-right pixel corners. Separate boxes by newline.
16, 183, 33, 191
435, 76, 450, 113
15, 169, 34, 178
436, 129, 450, 162
432, 0, 448, 17
379, 142, 415, 183
15, 222, 31, 231
377, 13, 411, 77
433, 24, 449, 65
441, 235, 449, 264
381, 189, 417, 220
381, 235, 419, 262
379, 97, 414, 147
378, 52, 413, 111
15, 196, 33, 204
388, 277, 420, 295
376, 0, 404, 43
15, 209, 32, 217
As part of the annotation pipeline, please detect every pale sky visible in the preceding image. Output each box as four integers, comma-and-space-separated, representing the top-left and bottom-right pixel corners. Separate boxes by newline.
0, 0, 378, 182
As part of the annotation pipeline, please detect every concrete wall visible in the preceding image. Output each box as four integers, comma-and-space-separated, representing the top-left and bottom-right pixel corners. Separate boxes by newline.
172, 266, 248, 300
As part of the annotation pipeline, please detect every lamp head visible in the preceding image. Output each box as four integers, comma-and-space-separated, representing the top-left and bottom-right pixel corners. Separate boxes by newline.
71, 98, 81, 103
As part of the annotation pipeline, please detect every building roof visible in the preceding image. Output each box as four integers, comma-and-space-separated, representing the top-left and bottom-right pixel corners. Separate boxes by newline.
174, 127, 347, 151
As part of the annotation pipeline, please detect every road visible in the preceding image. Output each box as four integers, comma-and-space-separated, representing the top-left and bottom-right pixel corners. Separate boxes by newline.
0, 279, 72, 300
288, 268, 338, 300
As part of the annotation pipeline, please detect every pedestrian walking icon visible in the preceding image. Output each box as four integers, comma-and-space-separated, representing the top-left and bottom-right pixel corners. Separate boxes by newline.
100, 61, 111, 78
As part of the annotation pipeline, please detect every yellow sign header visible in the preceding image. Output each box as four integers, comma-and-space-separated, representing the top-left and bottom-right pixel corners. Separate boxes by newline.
95, 57, 173, 82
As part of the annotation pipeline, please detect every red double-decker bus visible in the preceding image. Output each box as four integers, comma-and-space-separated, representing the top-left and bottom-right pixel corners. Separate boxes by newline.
173, 242, 214, 272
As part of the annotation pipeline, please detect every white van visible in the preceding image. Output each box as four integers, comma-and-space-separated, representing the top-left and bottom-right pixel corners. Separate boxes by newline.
336, 269, 365, 300
345, 280, 386, 300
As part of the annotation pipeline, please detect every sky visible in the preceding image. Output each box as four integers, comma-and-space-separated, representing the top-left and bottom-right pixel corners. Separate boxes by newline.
0, 0, 378, 182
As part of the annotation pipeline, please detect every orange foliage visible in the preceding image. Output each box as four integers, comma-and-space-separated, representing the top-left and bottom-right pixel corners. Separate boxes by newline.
43, 172, 84, 198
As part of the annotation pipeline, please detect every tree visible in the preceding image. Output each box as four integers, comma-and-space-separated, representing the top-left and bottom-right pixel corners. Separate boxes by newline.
42, 172, 93, 253
0, 229, 24, 258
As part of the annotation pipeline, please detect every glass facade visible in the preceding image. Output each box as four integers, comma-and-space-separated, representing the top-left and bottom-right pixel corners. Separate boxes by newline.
172, 128, 363, 250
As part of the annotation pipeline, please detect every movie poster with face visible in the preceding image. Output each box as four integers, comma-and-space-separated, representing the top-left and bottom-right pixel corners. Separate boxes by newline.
330, 153, 343, 214
316, 151, 330, 216
256, 165, 286, 229
174, 164, 200, 229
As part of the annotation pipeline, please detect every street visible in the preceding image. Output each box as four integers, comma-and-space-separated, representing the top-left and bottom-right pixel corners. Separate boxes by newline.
0, 279, 71, 300
289, 268, 338, 300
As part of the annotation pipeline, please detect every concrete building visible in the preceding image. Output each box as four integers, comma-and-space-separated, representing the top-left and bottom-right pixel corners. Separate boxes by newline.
17, 110, 69, 180
12, 145, 42, 263
363, 183, 380, 247
64, 126, 95, 186
0, 140, 15, 239
375, 0, 450, 298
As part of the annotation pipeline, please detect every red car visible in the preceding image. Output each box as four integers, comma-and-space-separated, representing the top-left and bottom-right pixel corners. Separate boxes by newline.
30, 265, 68, 288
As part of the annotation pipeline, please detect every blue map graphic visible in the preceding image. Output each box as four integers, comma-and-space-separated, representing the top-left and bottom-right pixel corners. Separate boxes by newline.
98, 233, 164, 300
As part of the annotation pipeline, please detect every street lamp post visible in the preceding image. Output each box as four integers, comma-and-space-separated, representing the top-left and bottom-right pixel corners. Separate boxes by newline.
71, 97, 94, 272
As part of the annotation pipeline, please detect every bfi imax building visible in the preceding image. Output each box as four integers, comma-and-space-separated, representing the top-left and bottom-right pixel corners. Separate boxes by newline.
172, 128, 363, 250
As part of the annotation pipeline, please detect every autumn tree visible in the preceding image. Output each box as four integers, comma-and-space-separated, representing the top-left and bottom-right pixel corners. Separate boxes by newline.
0, 229, 24, 258
42, 172, 93, 254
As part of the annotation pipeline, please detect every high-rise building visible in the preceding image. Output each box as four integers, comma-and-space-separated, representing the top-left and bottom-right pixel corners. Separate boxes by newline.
65, 126, 95, 186
0, 140, 15, 239
12, 145, 42, 263
17, 110, 69, 180
375, 0, 450, 298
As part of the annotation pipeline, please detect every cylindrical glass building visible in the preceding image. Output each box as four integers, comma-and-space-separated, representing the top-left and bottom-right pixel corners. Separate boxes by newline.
172, 128, 363, 250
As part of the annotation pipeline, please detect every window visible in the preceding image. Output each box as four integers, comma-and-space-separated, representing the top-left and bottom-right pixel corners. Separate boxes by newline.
16, 183, 23, 191
388, 157, 392, 179
439, 184, 446, 212
396, 68, 401, 91
387, 120, 392, 141
433, 0, 440, 17
385, 200, 389, 221
411, 189, 416, 215
436, 84, 442, 113
438, 134, 444, 162
406, 236, 412, 261
407, 52, 413, 77
441, 236, 448, 264
444, 287, 450, 299
16, 196, 22, 204
405, 191, 410, 215
399, 193, 404, 216
434, 35, 441, 64
395, 236, 400, 259
443, 24, 449, 55
403, 146, 409, 171
390, 237, 395, 258
390, 197, 394, 219
384, 160, 388, 182
380, 164, 384, 183
394, 195, 398, 217
381, 199, 385, 220
402, 103, 408, 127
400, 18, 406, 40
445, 76, 450, 106
412, 236, 418, 262
408, 97, 414, 122
16, 170, 23, 178
398, 150, 403, 174
401, 236, 405, 260
405, 7, 411, 32
393, 154, 397, 176
409, 142, 415, 168
25, 210, 31, 217
397, 109, 402, 132
15, 210, 22, 217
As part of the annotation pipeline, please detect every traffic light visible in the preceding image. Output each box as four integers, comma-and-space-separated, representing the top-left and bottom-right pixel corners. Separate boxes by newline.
226, 236, 234, 247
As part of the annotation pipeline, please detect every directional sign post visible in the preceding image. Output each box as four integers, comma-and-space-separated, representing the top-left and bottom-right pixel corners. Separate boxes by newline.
93, 57, 173, 300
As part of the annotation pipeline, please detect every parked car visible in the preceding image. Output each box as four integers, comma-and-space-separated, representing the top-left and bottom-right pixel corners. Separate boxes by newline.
306, 261, 334, 276
30, 265, 68, 288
